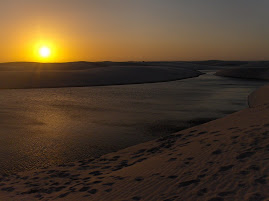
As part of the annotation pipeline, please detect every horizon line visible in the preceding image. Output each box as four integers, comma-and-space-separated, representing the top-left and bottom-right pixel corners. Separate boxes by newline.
1, 60, 269, 64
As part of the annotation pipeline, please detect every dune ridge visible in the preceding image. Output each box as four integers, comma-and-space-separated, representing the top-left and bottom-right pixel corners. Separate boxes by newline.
216, 67, 269, 80
0, 73, 268, 200
0, 62, 202, 89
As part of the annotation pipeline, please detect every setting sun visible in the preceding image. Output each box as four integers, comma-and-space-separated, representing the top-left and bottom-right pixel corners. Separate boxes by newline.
33, 41, 59, 62
39, 46, 51, 58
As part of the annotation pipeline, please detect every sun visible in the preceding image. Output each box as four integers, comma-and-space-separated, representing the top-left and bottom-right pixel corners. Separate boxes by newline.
33, 41, 57, 62
39, 46, 51, 58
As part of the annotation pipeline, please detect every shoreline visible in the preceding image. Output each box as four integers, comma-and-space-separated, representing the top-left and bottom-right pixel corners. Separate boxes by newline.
0, 73, 202, 91
0, 76, 268, 200
0, 63, 203, 90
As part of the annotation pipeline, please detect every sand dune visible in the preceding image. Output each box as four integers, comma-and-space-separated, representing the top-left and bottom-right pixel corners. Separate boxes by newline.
0, 62, 202, 89
248, 85, 269, 108
191, 60, 269, 68
216, 66, 269, 80
1, 61, 267, 90
0, 80, 268, 200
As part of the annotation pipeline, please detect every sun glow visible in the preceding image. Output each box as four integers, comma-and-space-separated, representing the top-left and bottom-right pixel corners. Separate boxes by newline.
33, 41, 57, 62
39, 46, 51, 58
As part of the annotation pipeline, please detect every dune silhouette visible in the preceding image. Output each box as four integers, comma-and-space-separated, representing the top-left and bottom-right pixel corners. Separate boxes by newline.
0, 62, 202, 89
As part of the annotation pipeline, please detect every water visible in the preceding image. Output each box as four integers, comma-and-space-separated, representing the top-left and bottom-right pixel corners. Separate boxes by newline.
0, 71, 266, 174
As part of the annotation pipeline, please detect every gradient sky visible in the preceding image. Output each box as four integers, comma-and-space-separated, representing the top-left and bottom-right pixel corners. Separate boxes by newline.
1, 0, 269, 62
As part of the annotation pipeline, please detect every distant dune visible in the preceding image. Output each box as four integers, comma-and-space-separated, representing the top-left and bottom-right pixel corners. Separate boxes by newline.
2, 61, 269, 89
0, 62, 202, 89
216, 67, 269, 80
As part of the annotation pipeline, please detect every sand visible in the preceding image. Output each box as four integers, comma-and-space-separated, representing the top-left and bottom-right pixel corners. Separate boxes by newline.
248, 85, 269, 108
0, 62, 202, 89
0, 70, 268, 200
214, 60, 269, 80
216, 67, 269, 80
2, 61, 267, 90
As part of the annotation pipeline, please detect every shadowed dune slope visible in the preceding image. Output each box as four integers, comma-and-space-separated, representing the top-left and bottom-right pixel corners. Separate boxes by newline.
0, 62, 202, 89
216, 67, 269, 80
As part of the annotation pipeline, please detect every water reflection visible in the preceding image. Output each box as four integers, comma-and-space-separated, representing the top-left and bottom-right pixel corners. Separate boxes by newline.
0, 71, 266, 174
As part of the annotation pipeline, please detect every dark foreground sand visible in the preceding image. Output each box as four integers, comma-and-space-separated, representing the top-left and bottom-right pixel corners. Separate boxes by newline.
0, 67, 268, 200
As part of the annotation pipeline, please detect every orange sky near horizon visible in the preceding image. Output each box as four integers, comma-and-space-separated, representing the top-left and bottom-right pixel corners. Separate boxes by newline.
0, 0, 269, 62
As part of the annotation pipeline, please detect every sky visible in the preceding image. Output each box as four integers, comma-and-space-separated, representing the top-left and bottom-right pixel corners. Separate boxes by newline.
0, 0, 269, 62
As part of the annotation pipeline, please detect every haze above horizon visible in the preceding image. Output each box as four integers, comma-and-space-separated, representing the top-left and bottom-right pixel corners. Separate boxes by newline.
1, 0, 269, 62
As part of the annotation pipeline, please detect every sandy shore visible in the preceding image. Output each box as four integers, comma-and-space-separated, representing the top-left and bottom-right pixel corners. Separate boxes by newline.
0, 74, 268, 200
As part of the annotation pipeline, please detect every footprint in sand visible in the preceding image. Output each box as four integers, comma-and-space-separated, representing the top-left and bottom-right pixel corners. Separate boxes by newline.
218, 165, 234, 172
88, 189, 97, 194
236, 152, 255, 160
208, 197, 224, 201
168, 157, 177, 162
197, 188, 207, 196
212, 149, 222, 155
